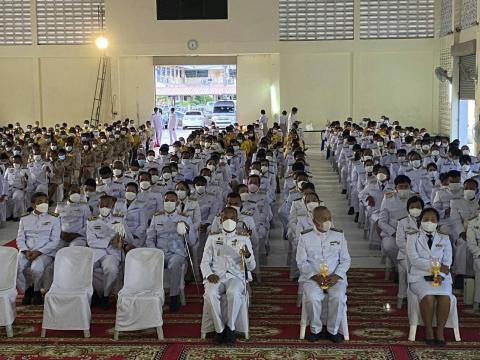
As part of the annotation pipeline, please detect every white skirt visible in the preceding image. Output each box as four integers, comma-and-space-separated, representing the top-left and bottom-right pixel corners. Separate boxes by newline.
410, 279, 452, 300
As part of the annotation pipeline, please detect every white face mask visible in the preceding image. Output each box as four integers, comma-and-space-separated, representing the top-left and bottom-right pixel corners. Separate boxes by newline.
69, 193, 81, 203
164, 201, 176, 213
147, 155, 155, 162
421, 221, 437, 233
13, 163, 21, 169
409, 208, 422, 218
319, 220, 332, 232
397, 189, 411, 199
203, 175, 211, 184
176, 190, 187, 200
297, 180, 306, 190
113, 169, 122, 176
240, 192, 250, 202
125, 191, 137, 201
464, 189, 476, 201
463, 150, 470, 155
99, 207, 111, 217
250, 169, 261, 176
306, 201, 319, 213
222, 219, 237, 233
207, 164, 215, 172
261, 166, 268, 173
140, 181, 151, 190
35, 203, 49, 214
431, 150, 439, 156
388, 148, 396, 154
412, 160, 422, 168
376, 173, 387, 182
33, 155, 42, 162
102, 178, 112, 185
162, 172, 172, 180
151, 175, 160, 183
422, 145, 430, 151
195, 185, 206, 194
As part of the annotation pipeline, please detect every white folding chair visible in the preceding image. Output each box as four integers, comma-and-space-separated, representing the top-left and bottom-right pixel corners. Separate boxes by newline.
201, 284, 250, 340
299, 285, 349, 341
407, 287, 461, 342
41, 247, 94, 338
114, 248, 165, 340
0, 247, 19, 338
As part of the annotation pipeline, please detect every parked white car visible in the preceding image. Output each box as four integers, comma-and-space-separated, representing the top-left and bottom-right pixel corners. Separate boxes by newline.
182, 111, 206, 129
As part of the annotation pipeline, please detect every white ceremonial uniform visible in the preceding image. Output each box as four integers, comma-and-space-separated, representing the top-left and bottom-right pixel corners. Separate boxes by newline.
395, 215, 418, 299
27, 160, 51, 194
168, 112, 177, 144
296, 228, 351, 335
86, 213, 133, 296
55, 201, 91, 247
96, 180, 126, 199
4, 166, 28, 218
146, 211, 196, 296
179, 160, 198, 182
16, 211, 61, 292
151, 111, 164, 145
201, 229, 256, 333
406, 230, 453, 300
125, 198, 148, 247
466, 216, 480, 303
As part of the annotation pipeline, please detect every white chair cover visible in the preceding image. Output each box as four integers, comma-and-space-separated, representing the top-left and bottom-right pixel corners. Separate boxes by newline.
0, 248, 18, 327
115, 248, 165, 332
407, 287, 461, 341
42, 247, 94, 331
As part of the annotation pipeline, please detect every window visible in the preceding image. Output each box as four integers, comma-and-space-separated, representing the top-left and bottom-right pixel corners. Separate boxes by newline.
279, 0, 354, 41
460, 0, 477, 30
360, 0, 434, 39
440, 0, 453, 37
36, 0, 105, 45
0, 0, 32, 45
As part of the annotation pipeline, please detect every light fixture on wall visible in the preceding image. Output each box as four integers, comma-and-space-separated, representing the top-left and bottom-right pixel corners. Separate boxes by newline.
95, 35, 109, 50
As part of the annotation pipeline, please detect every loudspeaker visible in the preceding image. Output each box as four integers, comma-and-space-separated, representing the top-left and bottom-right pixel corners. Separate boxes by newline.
157, 0, 228, 20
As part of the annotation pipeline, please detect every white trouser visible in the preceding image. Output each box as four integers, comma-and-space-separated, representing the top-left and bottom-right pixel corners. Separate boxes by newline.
204, 277, 245, 333
397, 259, 408, 299
168, 127, 177, 144
381, 235, 399, 265
474, 258, 480, 303
93, 255, 120, 297
17, 252, 53, 292
302, 279, 347, 335
8, 189, 25, 218
165, 253, 185, 297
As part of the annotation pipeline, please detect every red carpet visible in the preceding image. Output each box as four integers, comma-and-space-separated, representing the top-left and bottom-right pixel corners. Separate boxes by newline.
1, 242, 480, 359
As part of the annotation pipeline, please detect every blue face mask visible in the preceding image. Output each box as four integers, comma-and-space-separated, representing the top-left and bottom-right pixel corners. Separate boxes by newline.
138, 159, 146, 167
59, 155, 66, 161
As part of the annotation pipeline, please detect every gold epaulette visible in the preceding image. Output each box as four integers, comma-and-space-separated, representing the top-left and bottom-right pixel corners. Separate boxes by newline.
331, 228, 343, 233
21, 212, 30, 218
209, 231, 221, 236
48, 211, 59, 217
154, 211, 165, 216
189, 196, 197, 201
438, 229, 449, 236
207, 191, 216, 196
112, 213, 124, 218
241, 210, 253, 217
385, 192, 395, 198
236, 230, 249, 236
248, 200, 257, 204
88, 216, 98, 221
301, 228, 313, 235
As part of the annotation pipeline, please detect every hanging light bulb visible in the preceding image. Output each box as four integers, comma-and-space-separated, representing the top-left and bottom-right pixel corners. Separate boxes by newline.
95, 36, 109, 50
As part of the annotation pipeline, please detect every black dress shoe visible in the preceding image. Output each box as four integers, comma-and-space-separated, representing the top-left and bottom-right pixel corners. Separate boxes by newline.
170, 295, 181, 312
32, 291, 43, 305
213, 332, 224, 344
435, 339, 447, 347
224, 327, 236, 345
341, 189, 347, 194
354, 213, 359, 223
91, 292, 100, 307
425, 338, 436, 346
348, 207, 354, 215
22, 286, 34, 305
326, 332, 344, 343
99, 296, 110, 310
306, 332, 322, 342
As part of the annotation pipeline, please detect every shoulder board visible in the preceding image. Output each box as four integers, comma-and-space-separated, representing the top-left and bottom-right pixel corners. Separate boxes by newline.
405, 168, 413, 172
207, 191, 216, 196
112, 213, 124, 218
385, 192, 395, 198
21, 212, 30, 218
79, 201, 88, 205
468, 215, 477, 222
399, 216, 408, 222
301, 228, 313, 235
248, 200, 257, 204
331, 228, 343, 233
241, 210, 253, 216
180, 212, 189, 217
209, 231, 221, 236
154, 211, 165, 216
236, 230, 249, 236
258, 190, 266, 194
88, 216, 98, 221
438, 229, 449, 236
48, 211, 59, 217
189, 196, 197, 201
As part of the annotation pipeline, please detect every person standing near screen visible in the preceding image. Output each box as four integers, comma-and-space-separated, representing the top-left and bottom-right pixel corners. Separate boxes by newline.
151, 107, 163, 147
168, 107, 177, 144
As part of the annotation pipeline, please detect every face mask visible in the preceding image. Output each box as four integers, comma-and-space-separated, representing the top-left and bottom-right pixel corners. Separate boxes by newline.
147, 155, 155, 162
240, 192, 250, 202
464, 189, 476, 200
409, 208, 422, 218
431, 150, 439, 156
35, 203, 49, 214
376, 173, 387, 182
463, 150, 470, 155
125, 192, 137, 201
415, 145, 421, 150
101, 178, 112, 185
397, 189, 411, 199
69, 193, 81, 203
462, 165, 471, 172
151, 175, 160, 183
306, 201, 319, 213
203, 175, 211, 184
50, 145, 57, 150
138, 159, 146, 167
442, 143, 448, 148
99, 207, 111, 217
363, 156, 372, 161
266, 155, 273, 161
422, 145, 430, 151
398, 156, 405, 162
176, 190, 187, 200
365, 165, 373, 173
229, 205, 241, 213
412, 160, 422, 168
449, 183, 462, 192
101, 139, 107, 144
33, 155, 41, 161
83, 145, 89, 151
13, 163, 21, 169
261, 166, 268, 173
207, 164, 215, 172
162, 172, 172, 180
113, 169, 122, 176
222, 219, 237, 233
13, 150, 21, 156
319, 220, 332, 232
171, 171, 178, 177
421, 221, 437, 233
164, 201, 176, 213
248, 184, 259, 193
140, 181, 151, 190
195, 185, 206, 194
376, 142, 383, 147
250, 169, 261, 176
388, 149, 396, 154
182, 159, 190, 165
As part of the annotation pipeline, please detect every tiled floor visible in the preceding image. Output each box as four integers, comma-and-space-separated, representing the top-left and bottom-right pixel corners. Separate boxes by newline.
0, 148, 383, 268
